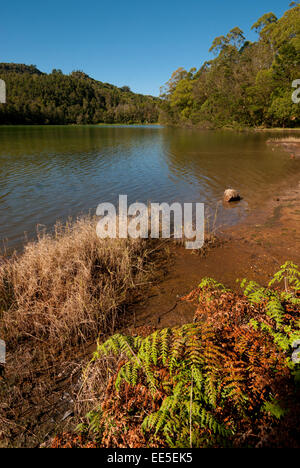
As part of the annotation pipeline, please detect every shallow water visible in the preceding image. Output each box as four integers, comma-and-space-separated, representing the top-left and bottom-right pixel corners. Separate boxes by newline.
0, 125, 299, 250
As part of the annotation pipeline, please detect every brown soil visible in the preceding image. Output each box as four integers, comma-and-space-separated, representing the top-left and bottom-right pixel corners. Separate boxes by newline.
128, 181, 300, 331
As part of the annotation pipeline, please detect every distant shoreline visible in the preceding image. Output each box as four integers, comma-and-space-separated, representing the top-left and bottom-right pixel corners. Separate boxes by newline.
0, 122, 161, 127
0, 123, 299, 131
254, 127, 300, 132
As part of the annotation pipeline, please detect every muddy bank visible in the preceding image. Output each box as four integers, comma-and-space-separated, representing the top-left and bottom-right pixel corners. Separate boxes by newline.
129, 181, 300, 331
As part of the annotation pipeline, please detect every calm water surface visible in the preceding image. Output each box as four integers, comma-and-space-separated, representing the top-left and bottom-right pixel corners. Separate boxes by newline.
0, 125, 299, 250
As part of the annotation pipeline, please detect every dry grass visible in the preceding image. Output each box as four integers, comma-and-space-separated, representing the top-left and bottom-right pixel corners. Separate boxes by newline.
0, 216, 166, 446
1, 217, 163, 349
268, 137, 300, 143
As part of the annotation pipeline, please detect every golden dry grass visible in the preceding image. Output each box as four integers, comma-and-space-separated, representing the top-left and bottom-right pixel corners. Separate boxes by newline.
268, 137, 300, 143
0, 217, 162, 350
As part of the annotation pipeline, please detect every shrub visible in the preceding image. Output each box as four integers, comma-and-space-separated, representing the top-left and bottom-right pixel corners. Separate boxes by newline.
74, 263, 300, 448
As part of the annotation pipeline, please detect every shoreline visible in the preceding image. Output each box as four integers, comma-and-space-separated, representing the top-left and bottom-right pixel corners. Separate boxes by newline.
0, 123, 161, 128
130, 177, 300, 330
47, 180, 300, 448
0, 167, 299, 447
158, 122, 300, 132
1, 123, 299, 130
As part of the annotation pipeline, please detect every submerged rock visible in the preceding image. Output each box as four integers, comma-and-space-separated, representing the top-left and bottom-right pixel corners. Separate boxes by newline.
223, 189, 241, 202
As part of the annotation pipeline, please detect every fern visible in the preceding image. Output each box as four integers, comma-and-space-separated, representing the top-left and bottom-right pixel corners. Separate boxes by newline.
91, 323, 234, 447
81, 263, 300, 448
198, 277, 229, 292
240, 267, 300, 361
269, 261, 300, 295
239, 279, 271, 304
77, 408, 104, 437
263, 398, 287, 420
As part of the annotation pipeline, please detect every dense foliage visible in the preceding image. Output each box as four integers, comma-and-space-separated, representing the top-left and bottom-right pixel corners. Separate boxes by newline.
160, 3, 300, 128
53, 262, 300, 448
0, 64, 159, 125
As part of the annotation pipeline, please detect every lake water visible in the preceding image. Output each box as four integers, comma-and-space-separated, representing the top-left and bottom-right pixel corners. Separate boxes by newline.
0, 125, 299, 251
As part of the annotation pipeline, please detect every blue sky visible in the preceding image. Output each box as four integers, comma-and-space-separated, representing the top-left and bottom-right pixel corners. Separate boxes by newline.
1, 0, 289, 96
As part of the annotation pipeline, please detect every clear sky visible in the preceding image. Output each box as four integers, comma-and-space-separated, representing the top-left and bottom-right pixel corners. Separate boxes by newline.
1, 0, 290, 96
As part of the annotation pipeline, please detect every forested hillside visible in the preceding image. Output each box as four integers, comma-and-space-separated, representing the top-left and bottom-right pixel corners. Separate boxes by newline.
0, 64, 159, 124
1, 4, 299, 128
160, 3, 300, 128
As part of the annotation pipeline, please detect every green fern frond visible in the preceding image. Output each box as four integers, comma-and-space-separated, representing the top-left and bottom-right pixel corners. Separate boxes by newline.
263, 398, 287, 420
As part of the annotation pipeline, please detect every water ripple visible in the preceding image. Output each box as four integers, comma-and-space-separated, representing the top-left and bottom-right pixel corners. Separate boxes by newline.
0, 125, 299, 250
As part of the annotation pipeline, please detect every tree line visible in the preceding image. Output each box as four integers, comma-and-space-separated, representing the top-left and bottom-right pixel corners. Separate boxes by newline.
159, 3, 300, 128
0, 3, 299, 128
0, 65, 159, 125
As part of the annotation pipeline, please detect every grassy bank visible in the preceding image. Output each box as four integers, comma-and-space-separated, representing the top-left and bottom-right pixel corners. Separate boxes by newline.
0, 217, 166, 447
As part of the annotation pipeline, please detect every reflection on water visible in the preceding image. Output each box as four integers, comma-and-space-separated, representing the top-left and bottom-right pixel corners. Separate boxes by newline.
0, 125, 299, 250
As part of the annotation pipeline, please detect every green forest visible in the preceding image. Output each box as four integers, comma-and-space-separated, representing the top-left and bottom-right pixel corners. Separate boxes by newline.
0, 64, 159, 125
0, 3, 299, 128
160, 3, 300, 128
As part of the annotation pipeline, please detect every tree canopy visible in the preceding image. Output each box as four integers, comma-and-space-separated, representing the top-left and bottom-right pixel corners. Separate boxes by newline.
0, 65, 159, 125
160, 3, 300, 128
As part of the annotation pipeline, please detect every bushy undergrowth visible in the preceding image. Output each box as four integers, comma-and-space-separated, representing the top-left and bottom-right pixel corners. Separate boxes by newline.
58, 262, 300, 448
0, 217, 164, 445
